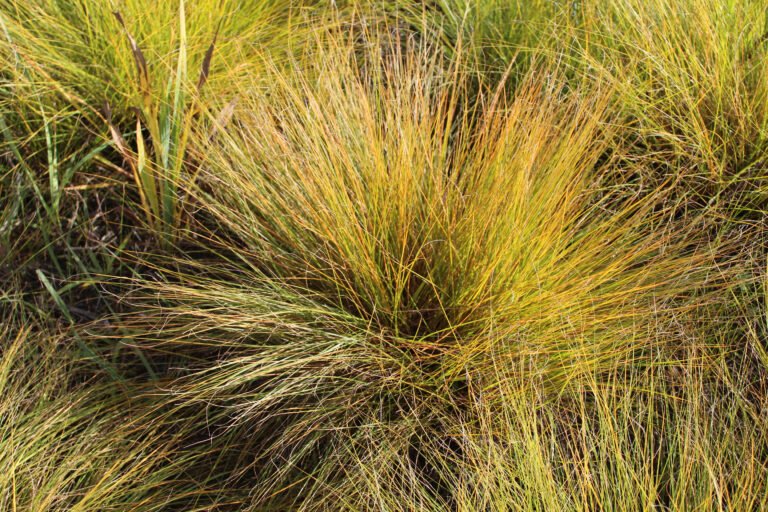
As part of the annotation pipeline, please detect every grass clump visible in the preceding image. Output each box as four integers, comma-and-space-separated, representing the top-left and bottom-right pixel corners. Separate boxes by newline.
1, 1, 766, 510
1, 0, 314, 241
103, 32, 749, 508
192, 34, 721, 388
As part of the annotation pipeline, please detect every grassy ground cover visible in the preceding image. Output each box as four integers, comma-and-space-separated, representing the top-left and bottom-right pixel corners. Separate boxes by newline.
1, 0, 766, 510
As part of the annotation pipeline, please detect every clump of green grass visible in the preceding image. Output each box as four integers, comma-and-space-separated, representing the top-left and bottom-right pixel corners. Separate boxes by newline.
1, 0, 315, 241
192, 31, 725, 388
97, 31, 745, 508
106, 1, 215, 241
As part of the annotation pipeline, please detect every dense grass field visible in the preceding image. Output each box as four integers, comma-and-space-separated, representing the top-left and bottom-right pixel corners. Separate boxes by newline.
1, 0, 767, 510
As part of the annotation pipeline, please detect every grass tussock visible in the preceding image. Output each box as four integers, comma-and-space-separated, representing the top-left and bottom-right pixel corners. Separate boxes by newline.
1, 0, 767, 510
